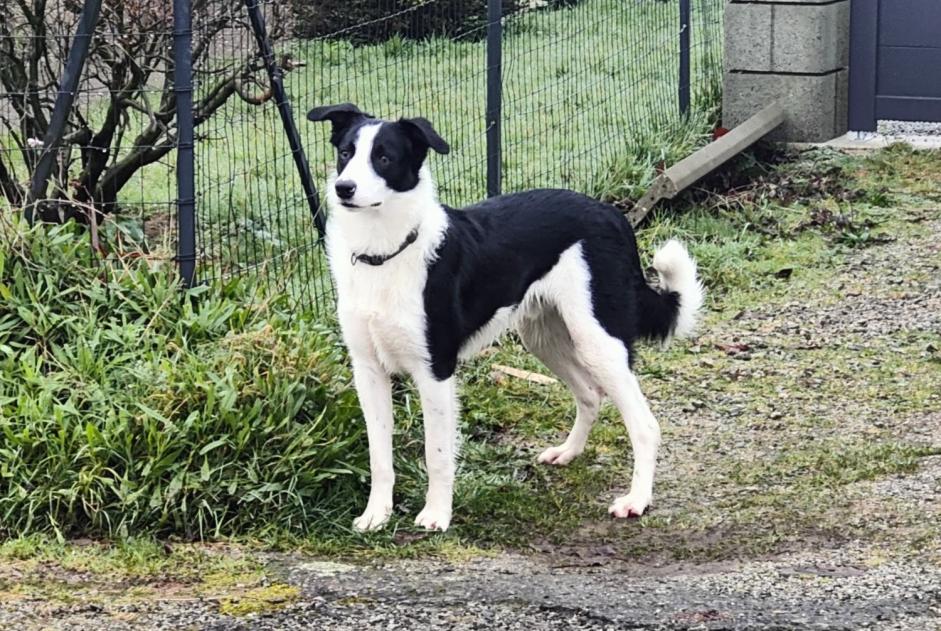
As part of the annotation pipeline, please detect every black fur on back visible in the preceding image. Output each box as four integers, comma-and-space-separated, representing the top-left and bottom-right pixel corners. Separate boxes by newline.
422, 189, 681, 380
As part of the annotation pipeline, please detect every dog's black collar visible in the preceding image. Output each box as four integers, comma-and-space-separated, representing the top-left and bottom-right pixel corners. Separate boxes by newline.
351, 227, 420, 266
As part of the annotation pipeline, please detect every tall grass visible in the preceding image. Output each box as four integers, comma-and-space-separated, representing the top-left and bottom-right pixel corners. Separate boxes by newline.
0, 216, 368, 539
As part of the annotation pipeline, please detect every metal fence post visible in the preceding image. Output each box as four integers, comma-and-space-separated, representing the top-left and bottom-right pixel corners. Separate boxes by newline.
244, 0, 324, 237
173, 0, 197, 288
485, 0, 503, 198
25, 0, 103, 223
679, 0, 691, 116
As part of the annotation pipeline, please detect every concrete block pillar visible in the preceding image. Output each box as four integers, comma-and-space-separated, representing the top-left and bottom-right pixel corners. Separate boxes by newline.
723, 0, 850, 142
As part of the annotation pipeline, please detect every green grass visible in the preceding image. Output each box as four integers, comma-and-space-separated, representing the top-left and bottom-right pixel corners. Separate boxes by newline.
0, 535, 259, 582
0, 215, 369, 539
222, 0, 721, 206
0, 534, 295, 612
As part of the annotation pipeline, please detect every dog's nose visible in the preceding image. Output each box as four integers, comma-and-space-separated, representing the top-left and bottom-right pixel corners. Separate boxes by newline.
335, 181, 356, 200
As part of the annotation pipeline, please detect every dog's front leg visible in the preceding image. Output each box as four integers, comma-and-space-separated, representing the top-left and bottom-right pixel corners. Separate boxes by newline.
414, 373, 458, 531
350, 354, 395, 532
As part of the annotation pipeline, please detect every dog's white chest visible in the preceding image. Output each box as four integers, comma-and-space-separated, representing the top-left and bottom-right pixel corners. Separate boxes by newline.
365, 312, 426, 372
334, 261, 430, 374
325, 199, 449, 376
364, 288, 426, 371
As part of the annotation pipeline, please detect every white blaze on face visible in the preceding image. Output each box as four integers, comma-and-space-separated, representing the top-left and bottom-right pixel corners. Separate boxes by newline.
337, 123, 391, 208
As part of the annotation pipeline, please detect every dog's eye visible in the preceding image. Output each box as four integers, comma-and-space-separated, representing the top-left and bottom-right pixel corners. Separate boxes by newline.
378, 155, 390, 166
339, 150, 351, 160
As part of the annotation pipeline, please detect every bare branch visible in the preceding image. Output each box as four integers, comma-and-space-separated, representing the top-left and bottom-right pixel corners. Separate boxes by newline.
1, 0, 286, 218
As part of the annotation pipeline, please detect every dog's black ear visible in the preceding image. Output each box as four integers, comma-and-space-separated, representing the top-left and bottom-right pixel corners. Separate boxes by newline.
399, 117, 450, 155
307, 103, 373, 141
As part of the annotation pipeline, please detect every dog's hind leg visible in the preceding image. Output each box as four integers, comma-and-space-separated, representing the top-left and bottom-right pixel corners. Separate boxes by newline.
560, 314, 661, 517
547, 247, 661, 518
518, 307, 602, 466
413, 372, 458, 532
600, 363, 661, 518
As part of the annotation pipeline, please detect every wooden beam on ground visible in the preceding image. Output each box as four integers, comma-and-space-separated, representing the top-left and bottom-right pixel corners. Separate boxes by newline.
490, 364, 558, 386
628, 102, 786, 226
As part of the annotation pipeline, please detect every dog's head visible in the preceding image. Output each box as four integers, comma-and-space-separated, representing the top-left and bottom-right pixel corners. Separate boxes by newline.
307, 103, 449, 211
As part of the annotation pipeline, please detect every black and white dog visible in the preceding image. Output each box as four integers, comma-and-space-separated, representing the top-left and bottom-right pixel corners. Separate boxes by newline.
307, 103, 704, 532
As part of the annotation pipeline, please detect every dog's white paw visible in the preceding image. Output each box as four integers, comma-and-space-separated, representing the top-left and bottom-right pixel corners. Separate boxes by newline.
608, 492, 651, 519
537, 443, 582, 466
353, 503, 392, 532
414, 505, 451, 532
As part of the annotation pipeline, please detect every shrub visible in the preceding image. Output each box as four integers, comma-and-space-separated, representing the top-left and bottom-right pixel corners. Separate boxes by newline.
289, 0, 525, 44
0, 217, 367, 539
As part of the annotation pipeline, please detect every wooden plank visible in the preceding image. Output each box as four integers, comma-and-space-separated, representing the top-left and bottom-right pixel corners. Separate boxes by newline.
628, 102, 785, 227
629, 175, 676, 226
490, 364, 558, 386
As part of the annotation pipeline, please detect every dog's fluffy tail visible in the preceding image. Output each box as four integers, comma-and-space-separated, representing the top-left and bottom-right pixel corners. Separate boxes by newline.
637, 239, 705, 343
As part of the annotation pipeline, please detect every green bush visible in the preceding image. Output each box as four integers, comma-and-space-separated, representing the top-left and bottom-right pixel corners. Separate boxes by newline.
289, 0, 525, 44
0, 217, 367, 539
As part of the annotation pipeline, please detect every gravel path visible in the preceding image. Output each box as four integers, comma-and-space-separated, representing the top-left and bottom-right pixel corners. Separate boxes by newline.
219, 547, 941, 631
12, 544, 938, 630
878, 120, 941, 138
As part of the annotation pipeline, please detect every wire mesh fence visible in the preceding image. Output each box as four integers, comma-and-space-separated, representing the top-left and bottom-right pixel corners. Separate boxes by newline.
191, 1, 334, 311
1, 0, 723, 316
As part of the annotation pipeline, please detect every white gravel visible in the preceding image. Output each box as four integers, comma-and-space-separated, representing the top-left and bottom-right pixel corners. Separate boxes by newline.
878, 120, 941, 138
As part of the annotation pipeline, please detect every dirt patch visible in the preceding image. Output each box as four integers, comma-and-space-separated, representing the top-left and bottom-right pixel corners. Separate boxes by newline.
534, 210, 941, 567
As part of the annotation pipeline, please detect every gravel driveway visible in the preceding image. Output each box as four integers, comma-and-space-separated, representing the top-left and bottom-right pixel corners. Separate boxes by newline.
9, 538, 939, 630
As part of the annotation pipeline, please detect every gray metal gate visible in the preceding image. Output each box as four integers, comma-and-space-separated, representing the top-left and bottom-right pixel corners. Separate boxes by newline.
849, 0, 941, 131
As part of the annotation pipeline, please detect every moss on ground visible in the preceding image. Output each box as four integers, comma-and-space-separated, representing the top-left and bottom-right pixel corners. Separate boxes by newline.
0, 537, 277, 615
218, 583, 300, 617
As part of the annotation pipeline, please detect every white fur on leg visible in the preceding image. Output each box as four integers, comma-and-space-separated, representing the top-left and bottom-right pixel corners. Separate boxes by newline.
536, 389, 600, 467
537, 442, 584, 466
350, 352, 396, 532
354, 501, 394, 531
540, 245, 661, 520
415, 505, 451, 531
518, 306, 603, 470
414, 374, 458, 532
606, 370, 660, 519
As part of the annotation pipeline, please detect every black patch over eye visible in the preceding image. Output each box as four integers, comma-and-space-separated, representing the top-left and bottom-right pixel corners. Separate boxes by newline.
368, 124, 423, 192
339, 149, 352, 160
